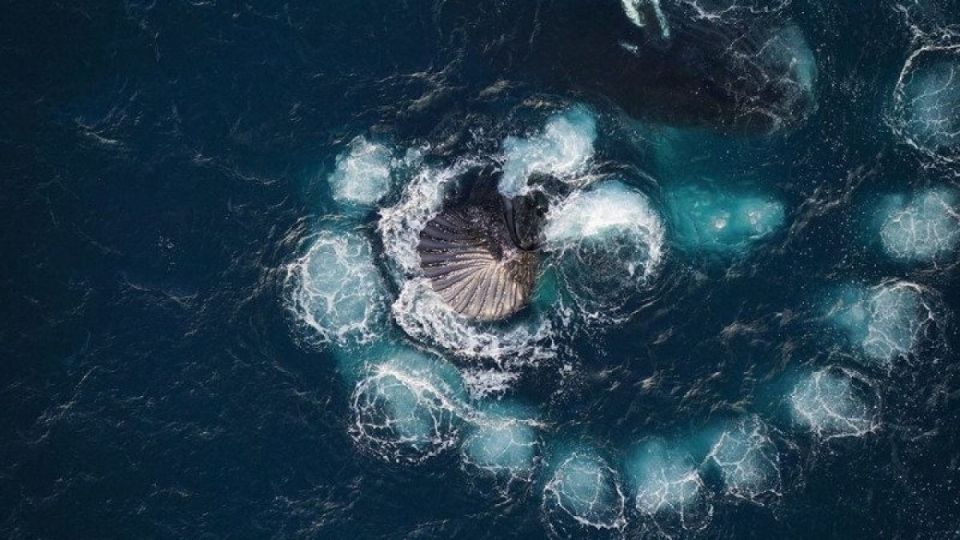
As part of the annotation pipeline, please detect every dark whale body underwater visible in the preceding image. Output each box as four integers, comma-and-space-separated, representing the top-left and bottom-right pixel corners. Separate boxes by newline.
440, 0, 817, 133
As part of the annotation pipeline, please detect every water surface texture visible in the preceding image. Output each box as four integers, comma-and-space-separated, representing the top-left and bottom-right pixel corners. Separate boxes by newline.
3, 1, 960, 539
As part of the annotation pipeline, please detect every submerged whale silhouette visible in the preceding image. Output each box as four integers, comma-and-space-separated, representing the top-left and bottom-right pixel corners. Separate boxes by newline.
439, 0, 816, 133
417, 170, 548, 321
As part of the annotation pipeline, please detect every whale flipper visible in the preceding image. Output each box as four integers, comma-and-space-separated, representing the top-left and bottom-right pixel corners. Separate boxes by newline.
418, 205, 538, 321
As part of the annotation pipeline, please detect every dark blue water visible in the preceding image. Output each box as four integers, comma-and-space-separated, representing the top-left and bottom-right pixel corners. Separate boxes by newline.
3, 1, 960, 538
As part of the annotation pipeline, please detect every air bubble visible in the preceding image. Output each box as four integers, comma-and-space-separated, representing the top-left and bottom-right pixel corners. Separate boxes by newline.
542, 450, 627, 537
285, 225, 388, 347
827, 281, 941, 367
705, 415, 782, 504
626, 440, 712, 536
461, 402, 540, 484
328, 136, 395, 208
790, 367, 880, 439
350, 350, 468, 464
880, 188, 960, 265
891, 45, 960, 166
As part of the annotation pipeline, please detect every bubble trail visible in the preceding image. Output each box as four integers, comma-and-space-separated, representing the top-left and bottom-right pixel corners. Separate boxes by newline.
790, 367, 880, 440
705, 415, 782, 504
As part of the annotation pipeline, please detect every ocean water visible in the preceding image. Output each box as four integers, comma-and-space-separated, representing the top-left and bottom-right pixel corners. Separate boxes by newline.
2, 1, 960, 539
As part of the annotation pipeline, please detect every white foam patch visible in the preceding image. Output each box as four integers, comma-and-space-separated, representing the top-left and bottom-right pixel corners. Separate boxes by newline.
827, 281, 941, 368
790, 367, 880, 439
499, 107, 598, 198
378, 158, 478, 277
891, 45, 960, 166
543, 179, 665, 322
705, 415, 782, 504
350, 350, 468, 464
621, 0, 670, 38
391, 278, 559, 365
285, 226, 388, 347
862, 281, 939, 364
627, 441, 712, 535
880, 188, 960, 265
328, 136, 395, 207
542, 450, 627, 536
461, 403, 540, 484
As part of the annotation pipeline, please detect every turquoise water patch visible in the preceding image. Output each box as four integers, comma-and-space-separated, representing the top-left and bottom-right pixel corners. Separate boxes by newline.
665, 182, 785, 253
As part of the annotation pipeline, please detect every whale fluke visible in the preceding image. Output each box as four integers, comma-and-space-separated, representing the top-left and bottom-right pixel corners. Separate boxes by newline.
418, 204, 539, 321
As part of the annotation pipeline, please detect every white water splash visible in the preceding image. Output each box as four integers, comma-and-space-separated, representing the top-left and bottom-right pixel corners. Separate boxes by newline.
499, 107, 598, 198
285, 225, 388, 347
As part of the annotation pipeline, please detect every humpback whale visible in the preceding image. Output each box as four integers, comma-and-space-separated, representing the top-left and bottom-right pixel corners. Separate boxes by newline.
417, 170, 548, 321
440, 0, 816, 133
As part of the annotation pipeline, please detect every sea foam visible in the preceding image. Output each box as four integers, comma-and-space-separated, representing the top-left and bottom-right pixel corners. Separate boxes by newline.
543, 179, 665, 322
328, 136, 395, 208
790, 367, 880, 439
286, 225, 388, 347
499, 107, 598, 198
